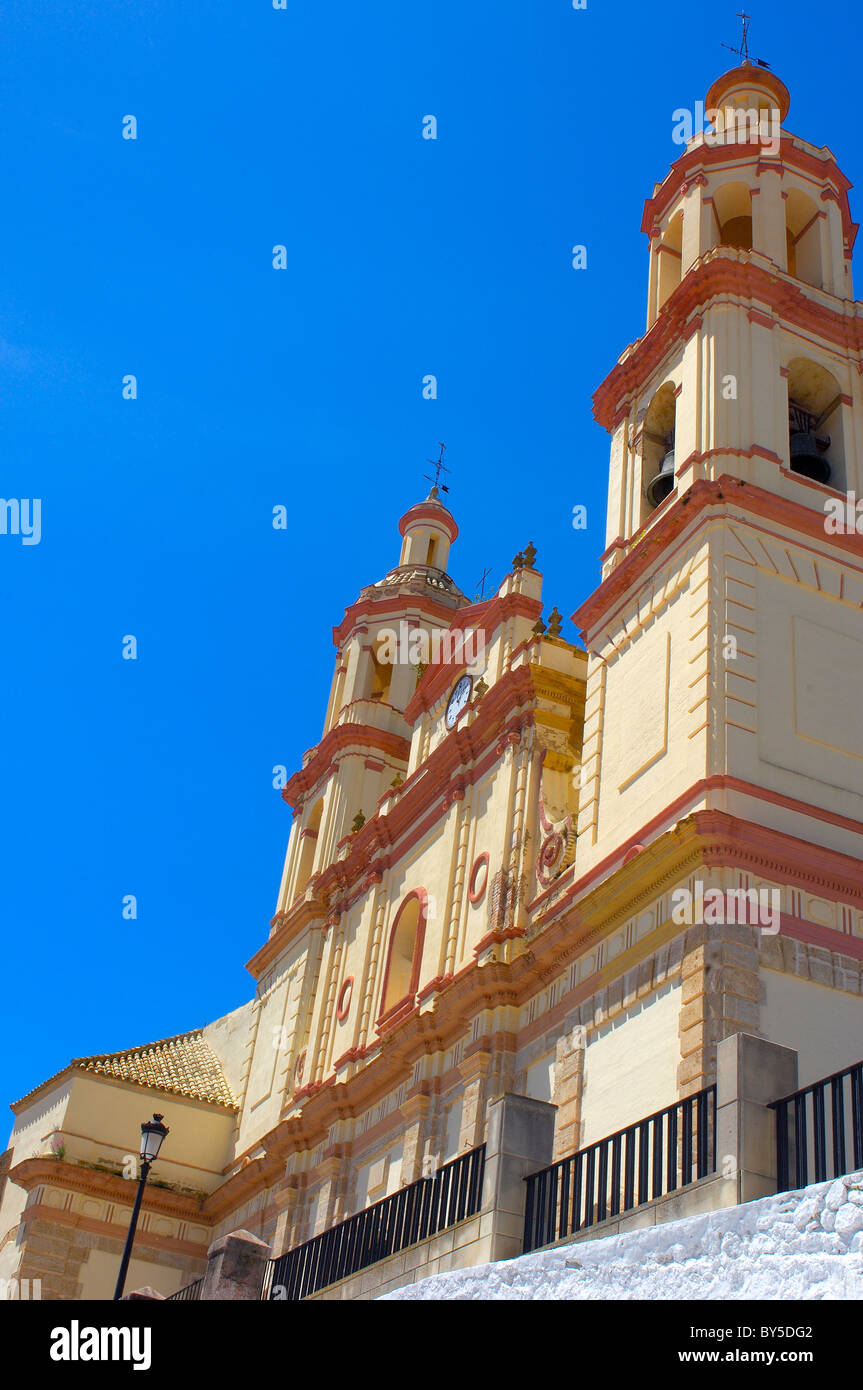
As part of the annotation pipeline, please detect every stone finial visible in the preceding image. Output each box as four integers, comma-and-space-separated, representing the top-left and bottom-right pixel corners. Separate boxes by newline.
546, 606, 563, 638
351, 811, 366, 833
512, 551, 525, 571
391, 771, 403, 788
532, 617, 547, 636
474, 677, 489, 698
523, 540, 537, 568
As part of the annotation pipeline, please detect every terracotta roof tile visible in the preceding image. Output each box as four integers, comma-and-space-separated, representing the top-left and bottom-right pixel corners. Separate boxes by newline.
12, 1028, 237, 1112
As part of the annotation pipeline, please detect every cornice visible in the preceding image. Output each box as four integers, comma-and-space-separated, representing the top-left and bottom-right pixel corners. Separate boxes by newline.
248, 895, 329, 981
641, 133, 856, 255
282, 722, 411, 810
9, 1157, 208, 1222
572, 474, 863, 639
331, 590, 464, 649
593, 252, 863, 432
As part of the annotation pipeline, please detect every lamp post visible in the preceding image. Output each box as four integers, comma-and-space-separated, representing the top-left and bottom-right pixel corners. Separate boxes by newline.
112, 1113, 170, 1301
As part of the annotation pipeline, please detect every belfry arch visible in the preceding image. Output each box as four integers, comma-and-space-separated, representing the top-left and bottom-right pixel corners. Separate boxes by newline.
714, 181, 753, 252
294, 797, 323, 899
640, 381, 678, 519
784, 188, 824, 289
785, 356, 846, 489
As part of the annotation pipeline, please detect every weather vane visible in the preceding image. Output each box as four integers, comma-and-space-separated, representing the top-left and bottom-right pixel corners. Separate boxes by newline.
722, 11, 771, 68
424, 441, 450, 494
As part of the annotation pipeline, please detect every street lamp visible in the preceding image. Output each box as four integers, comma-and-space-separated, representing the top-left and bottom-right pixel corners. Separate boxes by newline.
112, 1113, 170, 1301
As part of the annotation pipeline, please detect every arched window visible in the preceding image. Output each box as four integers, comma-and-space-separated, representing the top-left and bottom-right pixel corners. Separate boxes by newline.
714, 181, 753, 252
656, 210, 684, 311
365, 634, 393, 703
380, 891, 427, 1019
294, 798, 323, 898
785, 189, 823, 289
640, 382, 677, 518
785, 357, 845, 488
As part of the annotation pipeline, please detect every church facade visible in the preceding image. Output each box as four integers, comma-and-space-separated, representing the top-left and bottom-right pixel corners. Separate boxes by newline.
3, 60, 863, 1300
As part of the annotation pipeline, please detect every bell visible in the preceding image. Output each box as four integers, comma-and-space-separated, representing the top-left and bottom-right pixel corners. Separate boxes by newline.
646, 448, 676, 509
789, 431, 831, 484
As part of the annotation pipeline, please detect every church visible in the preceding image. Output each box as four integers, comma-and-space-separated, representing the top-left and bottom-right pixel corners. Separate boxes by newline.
2, 57, 863, 1300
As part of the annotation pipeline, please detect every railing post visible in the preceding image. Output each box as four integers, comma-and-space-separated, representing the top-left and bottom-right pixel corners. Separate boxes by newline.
478, 1093, 556, 1264
716, 1033, 798, 1204
200, 1229, 272, 1301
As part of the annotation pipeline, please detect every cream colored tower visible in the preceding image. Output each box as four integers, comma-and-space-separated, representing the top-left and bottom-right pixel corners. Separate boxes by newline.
275, 489, 468, 916
577, 63, 863, 874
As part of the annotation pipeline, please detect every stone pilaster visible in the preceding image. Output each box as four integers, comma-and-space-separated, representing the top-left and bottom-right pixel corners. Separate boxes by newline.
311, 1155, 348, 1236
678, 922, 760, 1094
553, 1025, 585, 1160
400, 1095, 432, 1183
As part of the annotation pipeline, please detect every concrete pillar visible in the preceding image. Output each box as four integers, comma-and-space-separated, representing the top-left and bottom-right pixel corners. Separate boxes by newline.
478, 1093, 556, 1263
716, 1032, 798, 1204
200, 1229, 272, 1301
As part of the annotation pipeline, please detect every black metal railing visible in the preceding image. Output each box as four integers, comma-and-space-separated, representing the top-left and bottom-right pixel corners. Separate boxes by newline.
771, 1059, 863, 1193
523, 1085, 717, 1254
167, 1276, 204, 1301
263, 1143, 486, 1300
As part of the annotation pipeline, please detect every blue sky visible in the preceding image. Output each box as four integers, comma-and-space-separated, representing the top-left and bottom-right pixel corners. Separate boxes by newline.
2, 0, 860, 1120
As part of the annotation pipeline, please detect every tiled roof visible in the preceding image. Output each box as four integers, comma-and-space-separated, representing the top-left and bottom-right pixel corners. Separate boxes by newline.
12, 1028, 237, 1112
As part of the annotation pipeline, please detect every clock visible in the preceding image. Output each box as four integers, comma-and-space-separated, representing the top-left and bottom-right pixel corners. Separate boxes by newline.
445, 674, 472, 729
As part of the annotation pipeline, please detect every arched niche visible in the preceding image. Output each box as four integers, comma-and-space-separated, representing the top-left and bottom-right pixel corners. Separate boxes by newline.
380, 890, 427, 1019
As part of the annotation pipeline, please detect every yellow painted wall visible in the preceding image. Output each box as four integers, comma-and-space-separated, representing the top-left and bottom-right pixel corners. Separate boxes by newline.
580, 982, 682, 1145
761, 970, 863, 1085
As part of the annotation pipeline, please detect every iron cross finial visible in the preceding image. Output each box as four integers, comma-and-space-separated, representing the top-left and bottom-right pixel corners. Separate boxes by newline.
721, 11, 770, 68
423, 441, 451, 494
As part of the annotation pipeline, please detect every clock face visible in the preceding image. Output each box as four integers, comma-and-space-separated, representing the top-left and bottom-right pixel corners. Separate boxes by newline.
445, 674, 472, 729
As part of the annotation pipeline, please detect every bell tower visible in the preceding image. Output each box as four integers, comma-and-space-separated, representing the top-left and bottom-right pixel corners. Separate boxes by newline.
274, 487, 469, 919
575, 61, 863, 872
